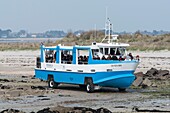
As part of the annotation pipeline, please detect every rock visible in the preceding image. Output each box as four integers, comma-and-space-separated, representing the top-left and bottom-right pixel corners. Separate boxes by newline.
166, 74, 170, 79
72, 110, 82, 113
134, 72, 144, 77
156, 76, 167, 80
157, 70, 169, 77
1, 85, 11, 89
132, 106, 170, 112
133, 77, 143, 87
1, 109, 25, 113
74, 107, 96, 113
19, 80, 27, 83
141, 78, 152, 88
145, 68, 158, 77
151, 83, 157, 87
50, 106, 73, 113
37, 108, 54, 113
31, 86, 46, 90
21, 76, 29, 78
97, 108, 112, 113
0, 79, 10, 82
1, 106, 113, 113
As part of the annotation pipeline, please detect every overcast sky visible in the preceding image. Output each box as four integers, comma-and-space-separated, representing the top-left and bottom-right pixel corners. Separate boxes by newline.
0, 0, 170, 32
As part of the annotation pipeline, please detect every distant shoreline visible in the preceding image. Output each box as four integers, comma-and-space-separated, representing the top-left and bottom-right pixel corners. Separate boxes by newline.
0, 37, 62, 43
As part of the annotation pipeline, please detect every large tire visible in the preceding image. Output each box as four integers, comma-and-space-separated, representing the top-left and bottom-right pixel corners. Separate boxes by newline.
86, 79, 94, 93
48, 77, 58, 88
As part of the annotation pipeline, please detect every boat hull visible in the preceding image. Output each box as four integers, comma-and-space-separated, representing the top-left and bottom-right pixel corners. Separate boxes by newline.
35, 69, 135, 89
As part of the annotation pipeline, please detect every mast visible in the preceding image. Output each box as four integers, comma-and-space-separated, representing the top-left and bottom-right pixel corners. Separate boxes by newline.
101, 8, 118, 43
101, 17, 113, 43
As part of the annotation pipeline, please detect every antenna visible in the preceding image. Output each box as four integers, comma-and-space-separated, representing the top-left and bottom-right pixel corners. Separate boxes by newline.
102, 7, 111, 43
105, 7, 108, 38
101, 7, 118, 43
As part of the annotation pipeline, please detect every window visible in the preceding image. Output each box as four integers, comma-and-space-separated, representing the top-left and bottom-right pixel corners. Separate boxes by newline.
105, 48, 109, 55
115, 48, 126, 56
45, 49, 56, 63
116, 48, 121, 55
92, 49, 99, 57
61, 50, 73, 64
78, 49, 89, 64
100, 48, 103, 54
110, 48, 116, 55
119, 48, 126, 56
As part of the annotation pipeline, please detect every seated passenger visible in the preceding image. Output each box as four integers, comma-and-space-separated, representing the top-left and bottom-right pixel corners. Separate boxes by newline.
102, 55, 106, 60
112, 54, 118, 60
126, 53, 134, 60
136, 55, 140, 61
96, 55, 100, 60
119, 56, 125, 61
78, 56, 83, 64
83, 55, 88, 62
129, 53, 134, 60
107, 54, 112, 60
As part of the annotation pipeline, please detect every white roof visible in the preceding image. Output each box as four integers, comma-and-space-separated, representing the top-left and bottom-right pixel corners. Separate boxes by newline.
96, 42, 129, 47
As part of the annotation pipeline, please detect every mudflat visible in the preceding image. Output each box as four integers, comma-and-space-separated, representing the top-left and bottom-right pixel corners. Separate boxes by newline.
0, 50, 169, 112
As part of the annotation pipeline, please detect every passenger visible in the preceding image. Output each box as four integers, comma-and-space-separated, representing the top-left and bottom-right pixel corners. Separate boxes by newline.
102, 55, 106, 60
107, 54, 112, 60
96, 55, 100, 60
80, 56, 83, 61
136, 55, 140, 61
126, 53, 133, 60
83, 55, 87, 62
119, 56, 125, 61
111, 54, 118, 60
45, 55, 49, 62
129, 53, 134, 60
78, 56, 83, 64
93, 55, 97, 60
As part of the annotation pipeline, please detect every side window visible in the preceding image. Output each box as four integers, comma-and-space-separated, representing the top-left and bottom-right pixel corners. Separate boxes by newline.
61, 50, 73, 64
105, 48, 109, 55
119, 48, 126, 56
100, 48, 103, 54
116, 48, 121, 55
45, 49, 55, 63
78, 49, 89, 64
110, 48, 116, 55
92, 49, 100, 60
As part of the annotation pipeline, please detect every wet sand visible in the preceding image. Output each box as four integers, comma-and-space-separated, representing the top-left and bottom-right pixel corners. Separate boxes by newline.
0, 50, 170, 112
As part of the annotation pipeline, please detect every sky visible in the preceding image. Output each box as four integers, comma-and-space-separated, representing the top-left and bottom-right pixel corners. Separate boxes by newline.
0, 0, 170, 33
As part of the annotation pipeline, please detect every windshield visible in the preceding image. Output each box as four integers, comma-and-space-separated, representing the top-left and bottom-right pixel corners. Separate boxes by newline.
110, 48, 116, 55
116, 48, 126, 56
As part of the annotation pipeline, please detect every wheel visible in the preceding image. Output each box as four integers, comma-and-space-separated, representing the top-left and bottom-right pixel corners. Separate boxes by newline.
118, 88, 126, 92
48, 77, 58, 88
86, 79, 94, 93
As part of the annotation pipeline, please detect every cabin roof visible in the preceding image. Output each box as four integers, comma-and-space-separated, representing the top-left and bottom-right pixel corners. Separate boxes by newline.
42, 42, 129, 51
96, 43, 129, 47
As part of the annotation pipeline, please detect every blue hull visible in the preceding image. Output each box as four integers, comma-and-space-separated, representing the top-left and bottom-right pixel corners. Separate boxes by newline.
35, 69, 135, 88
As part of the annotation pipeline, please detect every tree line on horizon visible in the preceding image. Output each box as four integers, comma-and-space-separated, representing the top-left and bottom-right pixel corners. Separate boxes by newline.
0, 29, 170, 51
0, 28, 170, 38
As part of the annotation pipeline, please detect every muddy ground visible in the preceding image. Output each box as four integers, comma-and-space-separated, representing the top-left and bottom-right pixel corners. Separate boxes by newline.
0, 50, 170, 112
